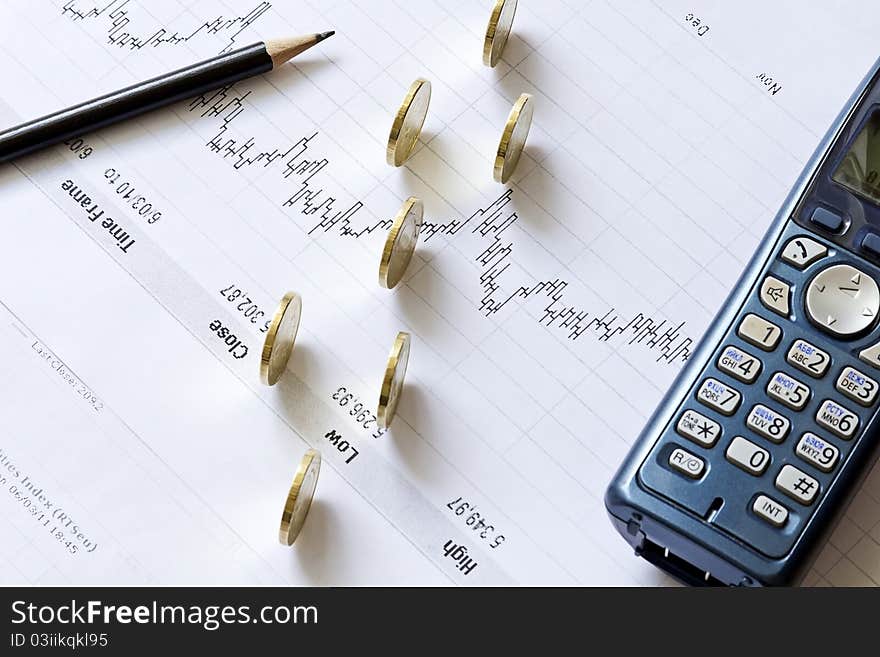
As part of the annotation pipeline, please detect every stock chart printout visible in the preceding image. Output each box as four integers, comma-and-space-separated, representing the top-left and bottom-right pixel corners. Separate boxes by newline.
1, 0, 880, 585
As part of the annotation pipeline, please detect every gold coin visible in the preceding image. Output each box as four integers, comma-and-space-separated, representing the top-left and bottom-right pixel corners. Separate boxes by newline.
379, 197, 423, 289
483, 0, 518, 67
278, 449, 321, 546
386, 78, 431, 167
494, 92, 533, 184
377, 332, 411, 429
260, 291, 302, 386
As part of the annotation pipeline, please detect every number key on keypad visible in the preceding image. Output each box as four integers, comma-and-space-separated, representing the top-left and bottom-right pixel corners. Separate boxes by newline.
836, 366, 878, 406
696, 378, 741, 416
815, 399, 859, 439
786, 339, 830, 378
795, 432, 840, 473
717, 345, 762, 383
737, 314, 782, 351
766, 371, 811, 410
726, 436, 770, 475
745, 404, 790, 443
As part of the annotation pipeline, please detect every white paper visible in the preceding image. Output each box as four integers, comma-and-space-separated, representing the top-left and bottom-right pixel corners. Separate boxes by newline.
0, 0, 879, 585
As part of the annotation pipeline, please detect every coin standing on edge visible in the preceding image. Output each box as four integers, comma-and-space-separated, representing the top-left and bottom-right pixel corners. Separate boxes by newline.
387, 78, 432, 167
483, 0, 518, 67
379, 197, 424, 289
494, 92, 533, 184
377, 332, 411, 429
260, 291, 302, 386
278, 449, 321, 546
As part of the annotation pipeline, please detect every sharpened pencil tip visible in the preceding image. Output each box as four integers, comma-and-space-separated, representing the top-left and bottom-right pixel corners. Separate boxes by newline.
265, 32, 336, 67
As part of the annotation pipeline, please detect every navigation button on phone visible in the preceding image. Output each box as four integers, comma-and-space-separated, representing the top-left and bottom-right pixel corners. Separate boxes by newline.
805, 264, 880, 337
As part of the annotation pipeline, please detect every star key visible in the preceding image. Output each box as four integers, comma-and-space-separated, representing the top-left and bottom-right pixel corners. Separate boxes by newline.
696, 421, 714, 438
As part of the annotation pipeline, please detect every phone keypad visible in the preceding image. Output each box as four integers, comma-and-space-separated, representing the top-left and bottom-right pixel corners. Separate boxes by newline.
638, 228, 880, 558
668, 448, 705, 479
752, 495, 789, 527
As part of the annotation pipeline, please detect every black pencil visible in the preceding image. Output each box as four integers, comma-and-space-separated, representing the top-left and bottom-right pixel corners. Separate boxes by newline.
0, 32, 334, 163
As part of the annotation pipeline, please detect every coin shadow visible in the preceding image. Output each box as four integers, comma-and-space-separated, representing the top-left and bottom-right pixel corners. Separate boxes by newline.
290, 499, 347, 584
519, 141, 551, 166
272, 341, 322, 428
287, 339, 319, 382
385, 382, 438, 479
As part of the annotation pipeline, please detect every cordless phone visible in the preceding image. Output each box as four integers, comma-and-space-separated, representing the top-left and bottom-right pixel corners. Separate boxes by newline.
605, 57, 880, 586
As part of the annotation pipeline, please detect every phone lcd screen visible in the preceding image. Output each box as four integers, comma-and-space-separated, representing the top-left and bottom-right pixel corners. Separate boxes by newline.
834, 111, 880, 205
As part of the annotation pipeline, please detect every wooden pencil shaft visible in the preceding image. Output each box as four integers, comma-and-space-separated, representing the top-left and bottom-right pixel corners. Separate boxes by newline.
0, 42, 272, 163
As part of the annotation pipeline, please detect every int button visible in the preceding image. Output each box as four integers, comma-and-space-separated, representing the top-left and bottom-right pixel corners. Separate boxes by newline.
752, 494, 789, 527
809, 206, 845, 233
